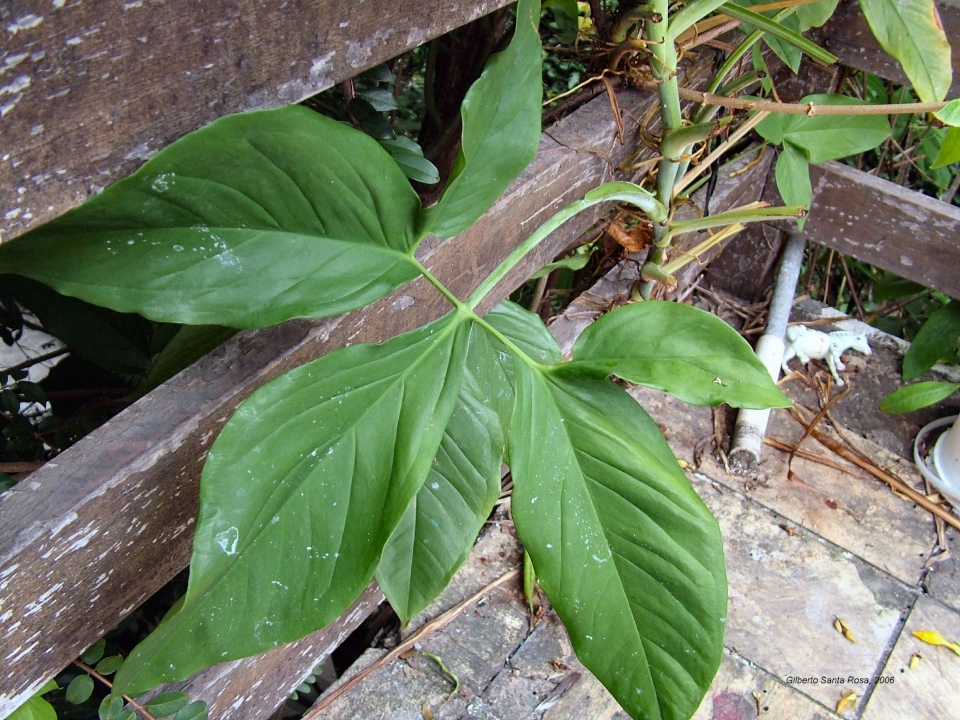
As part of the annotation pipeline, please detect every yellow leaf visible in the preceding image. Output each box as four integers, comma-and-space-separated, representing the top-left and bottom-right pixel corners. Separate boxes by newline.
912, 630, 960, 656
836, 690, 858, 714
909, 652, 922, 669
421, 702, 435, 720
834, 618, 856, 643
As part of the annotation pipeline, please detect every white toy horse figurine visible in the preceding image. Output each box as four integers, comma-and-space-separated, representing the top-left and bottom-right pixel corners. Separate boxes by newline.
781, 325, 871, 386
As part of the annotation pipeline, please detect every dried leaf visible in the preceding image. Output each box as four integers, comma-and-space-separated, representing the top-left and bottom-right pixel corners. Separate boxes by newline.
778, 523, 798, 537
836, 690, 858, 714
421, 702, 435, 720
912, 630, 960, 656
909, 652, 922, 669
400, 648, 417, 660
834, 618, 856, 643
606, 221, 651, 253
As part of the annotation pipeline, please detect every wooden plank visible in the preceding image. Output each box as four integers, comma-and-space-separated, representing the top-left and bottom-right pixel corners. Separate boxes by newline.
0, 0, 513, 242
766, 160, 960, 299
0, 85, 667, 714
817, 0, 960, 99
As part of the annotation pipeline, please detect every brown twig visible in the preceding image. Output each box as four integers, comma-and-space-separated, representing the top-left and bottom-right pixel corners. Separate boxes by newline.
764, 437, 865, 476
632, 82, 955, 116
2, 348, 70, 376
72, 660, 157, 720
304, 567, 521, 717
788, 408, 960, 532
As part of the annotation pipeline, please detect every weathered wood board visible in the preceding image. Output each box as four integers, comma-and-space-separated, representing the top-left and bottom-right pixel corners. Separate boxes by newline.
767, 160, 960, 300
0, 86, 667, 714
818, 0, 960, 100
0, 0, 514, 241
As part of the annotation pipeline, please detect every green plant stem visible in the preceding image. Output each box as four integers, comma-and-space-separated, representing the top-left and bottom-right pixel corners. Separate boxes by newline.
464, 184, 665, 311
639, 0, 683, 300
659, 205, 804, 245
705, 7, 796, 95
416, 263, 468, 311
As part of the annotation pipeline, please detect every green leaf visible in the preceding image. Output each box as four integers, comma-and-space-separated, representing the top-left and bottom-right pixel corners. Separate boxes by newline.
66, 674, 95, 704
752, 44, 772, 92
359, 88, 399, 112
508, 365, 726, 720
81, 638, 107, 664
116, 712, 136, 720
796, 0, 840, 30
96, 655, 123, 676
113, 313, 471, 695
145, 692, 190, 717
933, 126, 960, 169
383, 149, 441, 185
936, 99, 960, 126
376, 327, 508, 623
421, 0, 543, 238
881, 381, 960, 412
172, 701, 208, 720
523, 549, 536, 611
755, 94, 892, 163
530, 247, 594, 279
483, 300, 562, 365
140, 325, 237, 394
0, 472, 14, 493
99, 695, 123, 720
1, 274, 154, 377
0, 107, 423, 329
8, 695, 57, 720
860, 0, 952, 102
570, 301, 791, 408
903, 300, 960, 380
872, 271, 926, 301
775, 142, 813, 230
347, 97, 396, 140
764, 16, 804, 73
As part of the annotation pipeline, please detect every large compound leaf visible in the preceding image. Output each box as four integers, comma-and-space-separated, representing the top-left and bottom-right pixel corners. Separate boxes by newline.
421, 0, 543, 238
0, 107, 423, 328
860, 0, 951, 102
509, 365, 726, 720
377, 328, 510, 623
113, 313, 471, 695
570, 301, 790, 408
903, 300, 960, 380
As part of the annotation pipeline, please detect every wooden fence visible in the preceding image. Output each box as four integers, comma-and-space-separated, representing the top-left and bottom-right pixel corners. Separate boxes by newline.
1, 0, 960, 717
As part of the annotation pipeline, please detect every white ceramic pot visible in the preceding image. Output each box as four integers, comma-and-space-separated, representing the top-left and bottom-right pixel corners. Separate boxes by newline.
915, 415, 960, 511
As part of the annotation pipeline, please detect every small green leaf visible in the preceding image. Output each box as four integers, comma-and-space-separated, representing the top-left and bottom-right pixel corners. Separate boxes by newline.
860, 0, 951, 102
872, 272, 926, 301
66, 675, 95, 704
377, 327, 508, 623
934, 99, 960, 127
571, 301, 791, 408
113, 313, 471, 696
752, 44, 772, 93
881, 381, 960, 413
523, 549, 536, 611
347, 97, 396, 140
116, 711, 136, 720
146, 691, 190, 717
932, 126, 960, 169
383, 148, 441, 185
508, 365, 726, 720
172, 701, 208, 720
0, 107, 423, 329
421, 0, 542, 238
483, 300, 562, 366
903, 300, 960, 380
17, 381, 46, 404
359, 88, 399, 112
99, 694, 123, 720
81, 638, 107, 664
530, 247, 594, 279
296, 683, 312, 695
796, 0, 840, 30
96, 655, 123, 676
0, 472, 14, 493
775, 142, 813, 229
361, 63, 394, 83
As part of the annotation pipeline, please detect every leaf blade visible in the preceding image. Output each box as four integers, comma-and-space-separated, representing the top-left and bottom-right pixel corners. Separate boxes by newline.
113, 313, 471, 695
0, 107, 423, 328
422, 0, 543, 238
903, 300, 960, 380
881, 381, 960, 413
508, 365, 726, 720
377, 327, 510, 623
571, 301, 790, 408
